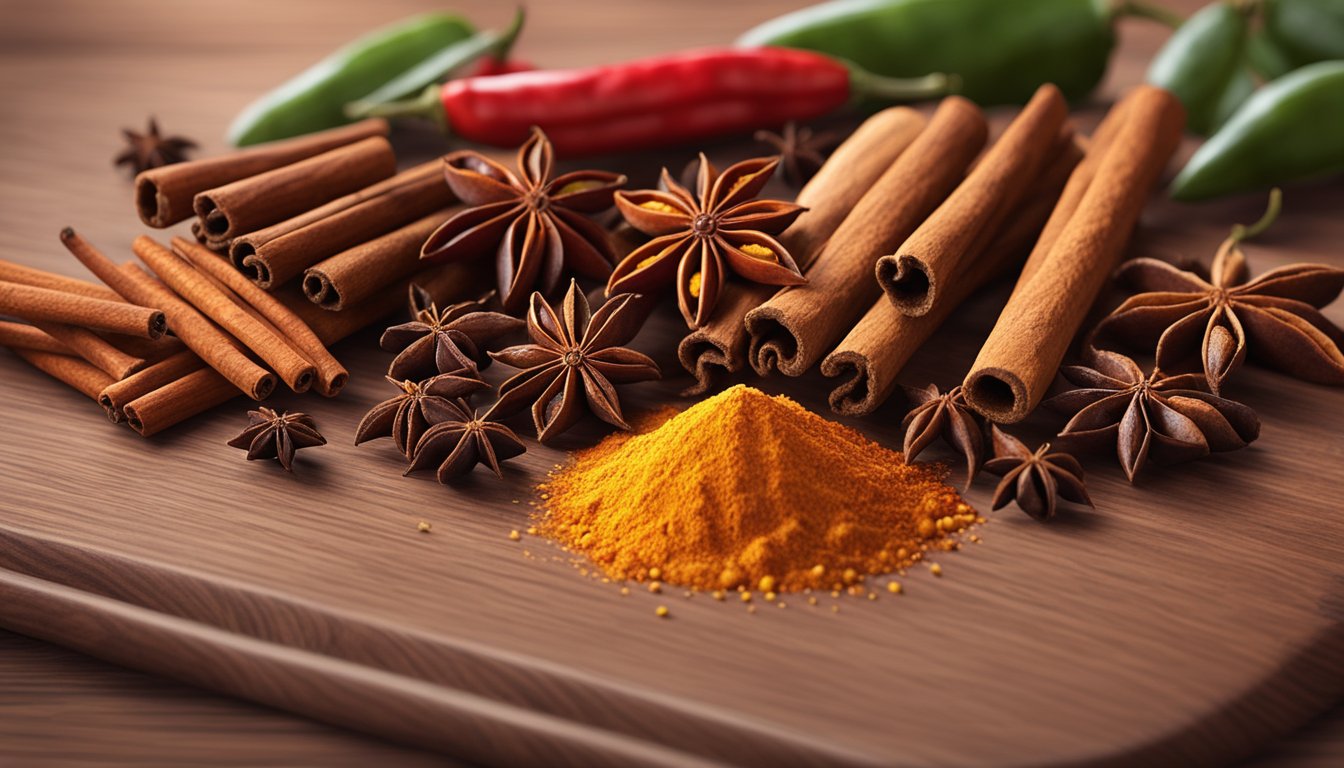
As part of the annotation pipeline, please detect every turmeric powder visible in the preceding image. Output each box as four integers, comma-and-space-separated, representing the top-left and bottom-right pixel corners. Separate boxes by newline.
537, 385, 976, 592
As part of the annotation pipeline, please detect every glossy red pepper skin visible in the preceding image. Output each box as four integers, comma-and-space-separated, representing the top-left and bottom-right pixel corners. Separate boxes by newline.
439, 48, 854, 156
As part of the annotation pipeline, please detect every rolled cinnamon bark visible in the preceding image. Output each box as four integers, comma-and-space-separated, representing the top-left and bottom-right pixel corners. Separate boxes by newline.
123, 367, 239, 438
745, 97, 987, 377
173, 237, 348, 397
677, 107, 928, 395
99, 349, 206, 423
0, 280, 165, 339
821, 138, 1083, 416
11, 348, 114, 403
0, 258, 122, 302
135, 118, 389, 228
875, 85, 1068, 316
134, 236, 315, 393
0, 320, 69, 354
232, 161, 454, 288
962, 86, 1185, 423
301, 209, 455, 311
59, 228, 275, 400
192, 137, 397, 246
100, 331, 188, 364
31, 321, 145, 380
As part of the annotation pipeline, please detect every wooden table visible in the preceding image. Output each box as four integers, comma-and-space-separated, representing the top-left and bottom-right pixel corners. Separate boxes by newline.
1, 0, 1341, 765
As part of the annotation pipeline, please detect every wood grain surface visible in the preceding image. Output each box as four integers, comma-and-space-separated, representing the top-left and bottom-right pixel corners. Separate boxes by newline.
1, 0, 1342, 765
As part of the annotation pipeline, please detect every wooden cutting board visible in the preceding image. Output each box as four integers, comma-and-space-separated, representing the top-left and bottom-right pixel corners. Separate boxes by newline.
1, 1, 1341, 765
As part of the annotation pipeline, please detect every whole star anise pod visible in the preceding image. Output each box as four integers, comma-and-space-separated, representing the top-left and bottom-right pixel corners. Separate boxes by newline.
115, 117, 197, 175
381, 290, 523, 381
754, 122, 842, 188
490, 279, 660, 443
901, 384, 985, 488
420, 128, 626, 314
226, 407, 325, 472
1094, 190, 1344, 394
355, 371, 487, 458
984, 426, 1092, 521
1045, 350, 1260, 483
406, 398, 526, 481
607, 154, 807, 328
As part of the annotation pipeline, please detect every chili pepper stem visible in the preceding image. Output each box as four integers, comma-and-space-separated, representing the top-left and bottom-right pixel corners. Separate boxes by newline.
349, 84, 447, 128
1230, 187, 1282, 243
1112, 0, 1184, 29
845, 66, 958, 103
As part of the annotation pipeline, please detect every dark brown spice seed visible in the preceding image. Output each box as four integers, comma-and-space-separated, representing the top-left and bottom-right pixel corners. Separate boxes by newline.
984, 426, 1091, 521
226, 407, 325, 472
115, 117, 197, 175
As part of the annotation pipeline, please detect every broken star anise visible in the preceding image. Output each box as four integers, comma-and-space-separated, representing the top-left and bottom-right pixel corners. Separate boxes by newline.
406, 398, 526, 481
1045, 349, 1260, 483
115, 117, 197, 175
420, 127, 626, 314
490, 279, 660, 443
901, 384, 986, 488
226, 407, 325, 472
381, 290, 523, 381
354, 371, 487, 458
1094, 190, 1344, 394
607, 154, 807, 328
984, 426, 1093, 522
754, 122, 842, 188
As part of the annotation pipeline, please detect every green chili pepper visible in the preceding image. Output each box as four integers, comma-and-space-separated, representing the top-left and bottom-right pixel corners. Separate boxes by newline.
736, 0, 1181, 105
1262, 0, 1344, 68
1171, 60, 1344, 200
228, 13, 476, 147
1146, 1, 1252, 135
1247, 27, 1298, 79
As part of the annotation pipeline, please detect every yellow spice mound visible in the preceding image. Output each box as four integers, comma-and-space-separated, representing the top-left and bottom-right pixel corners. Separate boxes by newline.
537, 385, 976, 592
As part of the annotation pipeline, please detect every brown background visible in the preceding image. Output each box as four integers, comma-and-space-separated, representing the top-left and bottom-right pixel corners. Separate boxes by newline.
1, 0, 1342, 765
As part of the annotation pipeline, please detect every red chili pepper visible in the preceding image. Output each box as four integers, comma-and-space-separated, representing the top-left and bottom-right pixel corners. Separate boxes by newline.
360, 47, 951, 157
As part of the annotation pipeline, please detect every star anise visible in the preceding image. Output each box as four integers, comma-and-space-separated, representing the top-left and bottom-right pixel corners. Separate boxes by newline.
115, 117, 197, 175
607, 154, 807, 328
901, 384, 985, 488
354, 371, 487, 458
381, 290, 523, 381
406, 398, 526, 481
984, 426, 1092, 521
490, 279, 660, 443
420, 128, 626, 314
754, 122, 842, 188
1044, 350, 1260, 483
226, 407, 325, 472
1094, 190, 1344, 394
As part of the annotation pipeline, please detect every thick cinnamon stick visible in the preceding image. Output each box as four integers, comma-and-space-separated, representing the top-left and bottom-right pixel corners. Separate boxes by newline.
193, 137, 397, 245
677, 107, 928, 395
0, 280, 165, 339
301, 209, 455, 310
0, 320, 68, 354
59, 228, 275, 400
962, 86, 1185, 423
232, 161, 454, 288
745, 97, 987, 377
135, 118, 389, 228
99, 349, 206, 423
11, 348, 113, 402
133, 236, 315, 393
31, 321, 145, 380
875, 85, 1069, 316
821, 138, 1083, 416
0, 258, 122, 302
173, 237, 348, 397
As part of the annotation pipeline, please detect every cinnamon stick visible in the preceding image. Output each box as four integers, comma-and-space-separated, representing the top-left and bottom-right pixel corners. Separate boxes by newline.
100, 331, 188, 364
875, 85, 1068, 316
99, 349, 206, 423
135, 118, 389, 228
11, 348, 114, 402
677, 106, 928, 395
821, 137, 1083, 416
123, 367, 240, 438
301, 209, 455, 310
231, 160, 455, 288
173, 237, 348, 397
193, 137, 397, 246
0, 280, 165, 339
0, 257, 122, 302
133, 236, 315, 393
962, 85, 1185, 423
31, 321, 145, 380
745, 97, 987, 377
59, 228, 275, 400
0, 320, 68, 354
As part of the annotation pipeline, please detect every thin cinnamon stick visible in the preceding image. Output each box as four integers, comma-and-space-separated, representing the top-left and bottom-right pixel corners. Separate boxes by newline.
301, 209, 455, 310
11, 348, 114, 402
135, 118, 389, 228
875, 85, 1069, 316
0, 280, 165, 339
745, 97, 987, 377
962, 85, 1186, 423
821, 137, 1083, 416
0, 320, 68, 354
677, 106, 928, 395
232, 161, 455, 288
99, 349, 206, 423
59, 228, 275, 400
0, 258, 122, 302
173, 237, 348, 397
123, 367, 240, 438
100, 331, 188, 364
133, 236, 315, 393
193, 137, 397, 245
31, 321, 145, 380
